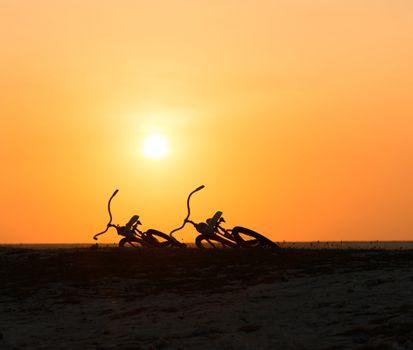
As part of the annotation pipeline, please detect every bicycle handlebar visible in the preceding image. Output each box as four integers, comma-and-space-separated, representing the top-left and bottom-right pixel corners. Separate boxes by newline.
170, 185, 205, 237
93, 225, 111, 240
93, 189, 119, 240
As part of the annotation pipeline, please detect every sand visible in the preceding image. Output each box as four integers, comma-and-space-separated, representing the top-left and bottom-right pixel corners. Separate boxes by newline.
1, 247, 413, 349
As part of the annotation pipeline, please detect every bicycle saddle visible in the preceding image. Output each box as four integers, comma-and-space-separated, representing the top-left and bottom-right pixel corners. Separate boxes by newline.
206, 211, 223, 228
125, 215, 142, 230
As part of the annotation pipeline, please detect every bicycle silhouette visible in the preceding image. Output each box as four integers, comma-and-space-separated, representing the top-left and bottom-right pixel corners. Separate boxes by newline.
93, 190, 185, 248
170, 186, 281, 249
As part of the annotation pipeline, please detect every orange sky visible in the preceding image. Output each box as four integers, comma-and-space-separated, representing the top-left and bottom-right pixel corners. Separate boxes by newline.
1, 0, 413, 243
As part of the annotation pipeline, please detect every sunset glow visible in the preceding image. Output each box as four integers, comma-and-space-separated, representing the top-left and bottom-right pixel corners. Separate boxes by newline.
142, 134, 169, 159
1, 0, 412, 243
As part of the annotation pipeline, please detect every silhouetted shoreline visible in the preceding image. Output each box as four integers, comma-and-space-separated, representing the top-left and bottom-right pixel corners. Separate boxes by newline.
2, 240, 413, 250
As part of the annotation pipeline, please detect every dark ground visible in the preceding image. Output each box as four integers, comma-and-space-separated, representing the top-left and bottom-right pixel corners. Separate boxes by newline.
1, 247, 412, 295
1, 247, 413, 349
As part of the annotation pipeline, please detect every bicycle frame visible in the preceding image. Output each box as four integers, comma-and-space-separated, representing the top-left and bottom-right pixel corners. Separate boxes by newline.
202, 230, 239, 248
203, 221, 239, 248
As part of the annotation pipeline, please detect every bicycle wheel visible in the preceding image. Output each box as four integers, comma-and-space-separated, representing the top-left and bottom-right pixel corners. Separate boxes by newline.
231, 226, 280, 249
145, 229, 185, 248
118, 237, 144, 248
195, 234, 235, 249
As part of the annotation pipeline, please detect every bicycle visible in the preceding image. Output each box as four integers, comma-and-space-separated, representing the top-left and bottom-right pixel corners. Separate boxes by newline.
93, 189, 185, 248
170, 186, 281, 249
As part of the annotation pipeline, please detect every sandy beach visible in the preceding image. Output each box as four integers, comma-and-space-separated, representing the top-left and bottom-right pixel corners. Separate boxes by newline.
1, 247, 413, 349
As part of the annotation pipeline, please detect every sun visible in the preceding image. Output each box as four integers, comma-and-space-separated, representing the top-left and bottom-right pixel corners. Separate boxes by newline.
142, 133, 169, 159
